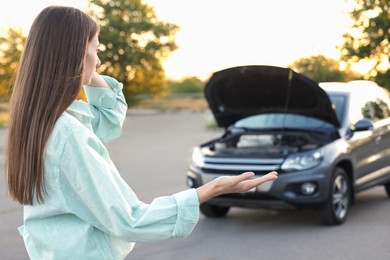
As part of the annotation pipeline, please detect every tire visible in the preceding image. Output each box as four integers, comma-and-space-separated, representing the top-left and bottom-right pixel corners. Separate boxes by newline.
384, 183, 390, 198
200, 203, 230, 218
319, 167, 351, 225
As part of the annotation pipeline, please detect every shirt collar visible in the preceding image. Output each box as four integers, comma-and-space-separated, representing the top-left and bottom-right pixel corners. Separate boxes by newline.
65, 100, 94, 129
67, 100, 94, 117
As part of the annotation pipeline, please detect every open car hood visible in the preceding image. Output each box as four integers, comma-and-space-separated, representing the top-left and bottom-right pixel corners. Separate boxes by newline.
204, 65, 340, 128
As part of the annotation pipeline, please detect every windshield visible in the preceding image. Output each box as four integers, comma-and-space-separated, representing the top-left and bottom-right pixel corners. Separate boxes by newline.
234, 113, 336, 131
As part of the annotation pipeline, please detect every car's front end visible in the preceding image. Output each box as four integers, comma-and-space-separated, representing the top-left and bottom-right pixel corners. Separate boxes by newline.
187, 123, 340, 210
186, 65, 342, 216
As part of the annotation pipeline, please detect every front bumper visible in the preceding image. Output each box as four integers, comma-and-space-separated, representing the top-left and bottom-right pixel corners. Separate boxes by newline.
187, 164, 333, 209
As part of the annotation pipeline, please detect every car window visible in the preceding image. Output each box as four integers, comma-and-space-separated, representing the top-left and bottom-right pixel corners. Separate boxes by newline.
327, 94, 345, 124
361, 98, 390, 121
349, 90, 390, 124
234, 113, 335, 130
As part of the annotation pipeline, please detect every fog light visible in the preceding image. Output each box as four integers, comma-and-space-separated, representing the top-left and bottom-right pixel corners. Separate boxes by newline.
301, 182, 317, 195
186, 177, 195, 188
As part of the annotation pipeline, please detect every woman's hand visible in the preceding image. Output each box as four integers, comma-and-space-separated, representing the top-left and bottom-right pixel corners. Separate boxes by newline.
87, 72, 111, 89
196, 171, 278, 204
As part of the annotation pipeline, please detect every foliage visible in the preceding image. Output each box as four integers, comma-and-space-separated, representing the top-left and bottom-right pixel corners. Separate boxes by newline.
0, 27, 25, 100
132, 94, 208, 111
89, 0, 179, 105
168, 76, 204, 93
339, 0, 389, 88
289, 54, 359, 83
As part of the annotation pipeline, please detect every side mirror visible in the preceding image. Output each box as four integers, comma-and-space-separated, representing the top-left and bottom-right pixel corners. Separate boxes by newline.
353, 119, 373, 131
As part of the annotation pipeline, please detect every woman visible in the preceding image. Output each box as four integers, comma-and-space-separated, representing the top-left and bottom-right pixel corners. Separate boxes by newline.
6, 5, 277, 260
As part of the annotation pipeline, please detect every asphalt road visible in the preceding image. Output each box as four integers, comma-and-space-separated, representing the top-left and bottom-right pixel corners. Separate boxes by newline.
1, 110, 390, 260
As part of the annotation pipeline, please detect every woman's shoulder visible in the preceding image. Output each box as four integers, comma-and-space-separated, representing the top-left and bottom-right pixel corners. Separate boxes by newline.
56, 112, 90, 137
47, 112, 97, 155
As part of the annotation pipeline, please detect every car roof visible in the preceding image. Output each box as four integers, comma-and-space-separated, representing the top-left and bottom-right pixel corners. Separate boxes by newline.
319, 80, 385, 95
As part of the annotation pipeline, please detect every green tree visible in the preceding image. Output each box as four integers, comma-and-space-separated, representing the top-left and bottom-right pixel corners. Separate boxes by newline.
0, 27, 25, 100
289, 54, 358, 83
169, 76, 204, 94
90, 0, 179, 104
339, 0, 389, 88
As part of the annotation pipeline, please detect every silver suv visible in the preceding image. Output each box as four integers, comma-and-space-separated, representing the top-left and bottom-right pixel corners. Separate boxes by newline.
186, 65, 390, 225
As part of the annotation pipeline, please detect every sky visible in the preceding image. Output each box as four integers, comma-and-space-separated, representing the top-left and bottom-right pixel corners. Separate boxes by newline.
0, 0, 353, 80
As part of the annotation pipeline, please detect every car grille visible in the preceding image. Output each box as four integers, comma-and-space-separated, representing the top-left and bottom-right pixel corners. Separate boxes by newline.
201, 156, 283, 175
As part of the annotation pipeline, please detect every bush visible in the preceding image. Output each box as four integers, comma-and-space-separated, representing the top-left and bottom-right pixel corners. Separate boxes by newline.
168, 77, 204, 93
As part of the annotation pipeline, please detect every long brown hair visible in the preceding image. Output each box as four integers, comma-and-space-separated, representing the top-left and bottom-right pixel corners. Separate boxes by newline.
7, 6, 99, 205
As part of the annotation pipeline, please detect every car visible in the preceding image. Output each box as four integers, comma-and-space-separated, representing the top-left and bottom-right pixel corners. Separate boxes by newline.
186, 65, 390, 225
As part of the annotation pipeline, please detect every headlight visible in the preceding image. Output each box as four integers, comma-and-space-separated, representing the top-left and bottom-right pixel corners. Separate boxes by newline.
281, 149, 323, 171
192, 147, 204, 167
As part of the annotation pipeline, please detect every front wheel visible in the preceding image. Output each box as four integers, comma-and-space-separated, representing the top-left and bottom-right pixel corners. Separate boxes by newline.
319, 167, 351, 225
200, 203, 230, 218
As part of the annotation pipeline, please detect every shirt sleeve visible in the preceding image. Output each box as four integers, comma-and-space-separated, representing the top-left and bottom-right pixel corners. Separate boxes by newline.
83, 75, 128, 143
58, 129, 200, 243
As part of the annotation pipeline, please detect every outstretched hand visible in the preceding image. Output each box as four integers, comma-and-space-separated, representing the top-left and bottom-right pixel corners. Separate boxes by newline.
196, 171, 278, 204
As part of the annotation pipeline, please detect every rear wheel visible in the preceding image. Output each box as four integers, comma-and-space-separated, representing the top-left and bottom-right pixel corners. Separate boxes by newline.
384, 183, 390, 198
200, 203, 230, 218
319, 167, 351, 225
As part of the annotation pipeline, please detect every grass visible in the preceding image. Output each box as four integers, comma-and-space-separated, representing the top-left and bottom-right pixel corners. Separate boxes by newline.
131, 93, 209, 112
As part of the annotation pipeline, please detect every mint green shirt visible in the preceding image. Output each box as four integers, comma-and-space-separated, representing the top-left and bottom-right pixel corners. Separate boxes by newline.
18, 76, 200, 260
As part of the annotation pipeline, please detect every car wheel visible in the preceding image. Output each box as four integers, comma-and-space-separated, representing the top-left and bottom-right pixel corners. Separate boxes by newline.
384, 183, 390, 198
200, 203, 230, 218
319, 167, 351, 225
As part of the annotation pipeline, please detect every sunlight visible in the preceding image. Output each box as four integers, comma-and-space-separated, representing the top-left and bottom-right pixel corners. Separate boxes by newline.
0, 0, 88, 33
1, 0, 355, 80
144, 0, 352, 80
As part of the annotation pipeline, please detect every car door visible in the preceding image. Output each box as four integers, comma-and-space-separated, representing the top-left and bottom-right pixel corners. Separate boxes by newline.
366, 97, 390, 184
354, 95, 390, 188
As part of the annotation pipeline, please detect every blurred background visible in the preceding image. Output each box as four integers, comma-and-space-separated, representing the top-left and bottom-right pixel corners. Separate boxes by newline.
0, 0, 389, 122
1, 1, 390, 259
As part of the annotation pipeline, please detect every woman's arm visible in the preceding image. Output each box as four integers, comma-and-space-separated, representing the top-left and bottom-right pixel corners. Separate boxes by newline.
59, 130, 199, 242
84, 72, 128, 142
